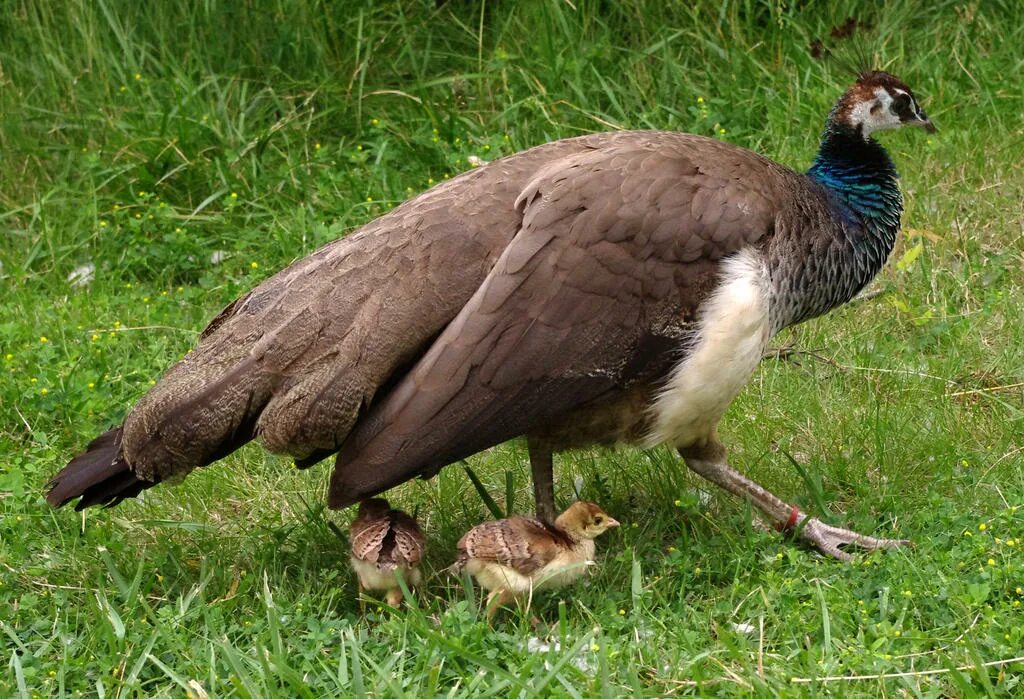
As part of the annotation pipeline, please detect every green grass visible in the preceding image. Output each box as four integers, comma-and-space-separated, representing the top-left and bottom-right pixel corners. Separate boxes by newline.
2, 0, 1023, 695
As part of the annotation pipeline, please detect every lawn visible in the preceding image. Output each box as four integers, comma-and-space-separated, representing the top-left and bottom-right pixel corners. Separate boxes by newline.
2, 0, 1023, 696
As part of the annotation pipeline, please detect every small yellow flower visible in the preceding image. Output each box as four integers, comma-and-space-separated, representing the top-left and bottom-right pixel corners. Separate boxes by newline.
142, 297, 149, 303
30, 377, 37, 383
134, 213, 141, 219
113, 204, 120, 211
858, 600, 864, 605
987, 558, 995, 566
114, 321, 121, 328
902, 590, 913, 597
618, 609, 625, 615
366, 196, 373, 202
138, 191, 146, 197
119, 85, 127, 93
149, 379, 156, 386
99, 220, 108, 227
230, 192, 238, 199
4, 353, 12, 361
370, 118, 379, 126
88, 382, 95, 389
40, 388, 49, 396
979, 523, 987, 531
694, 567, 701, 575
134, 73, 141, 81
776, 552, 784, 560
673, 499, 682, 507
314, 142, 321, 150
40, 335, 48, 343
175, 228, 183, 233
250, 262, 258, 269
1016, 587, 1022, 595
718, 128, 726, 135
427, 178, 435, 185
667, 546, 676, 552
590, 643, 600, 652
1007, 539, 1016, 547
356, 145, 362, 151
697, 96, 705, 104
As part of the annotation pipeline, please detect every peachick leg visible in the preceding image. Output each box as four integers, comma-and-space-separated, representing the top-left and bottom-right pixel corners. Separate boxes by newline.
485, 589, 515, 621
679, 440, 909, 561
528, 439, 556, 522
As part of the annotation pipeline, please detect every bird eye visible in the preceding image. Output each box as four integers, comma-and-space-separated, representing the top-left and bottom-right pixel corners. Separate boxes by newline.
891, 92, 911, 115
594, 516, 604, 524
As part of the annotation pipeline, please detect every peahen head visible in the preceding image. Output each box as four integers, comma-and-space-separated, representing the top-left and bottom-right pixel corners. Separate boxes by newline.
831, 71, 935, 139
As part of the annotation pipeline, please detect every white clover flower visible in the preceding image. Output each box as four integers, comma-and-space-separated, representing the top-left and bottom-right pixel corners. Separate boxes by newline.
68, 263, 95, 288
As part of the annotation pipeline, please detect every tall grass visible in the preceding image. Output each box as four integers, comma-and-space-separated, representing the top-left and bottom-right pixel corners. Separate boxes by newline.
2, 1, 1023, 696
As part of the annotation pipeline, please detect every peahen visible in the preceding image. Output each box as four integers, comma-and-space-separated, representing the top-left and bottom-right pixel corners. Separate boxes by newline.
47, 70, 934, 560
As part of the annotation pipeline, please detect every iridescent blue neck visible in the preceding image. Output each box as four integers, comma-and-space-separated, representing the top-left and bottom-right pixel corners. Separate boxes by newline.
806, 120, 902, 235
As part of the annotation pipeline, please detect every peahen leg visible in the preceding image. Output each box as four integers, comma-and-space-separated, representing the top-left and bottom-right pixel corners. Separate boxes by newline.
528, 439, 556, 522
679, 440, 909, 561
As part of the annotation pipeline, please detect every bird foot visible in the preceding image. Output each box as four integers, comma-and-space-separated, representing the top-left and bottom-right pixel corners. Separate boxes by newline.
796, 516, 910, 562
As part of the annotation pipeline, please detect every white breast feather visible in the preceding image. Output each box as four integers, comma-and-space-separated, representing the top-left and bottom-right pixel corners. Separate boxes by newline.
644, 249, 770, 448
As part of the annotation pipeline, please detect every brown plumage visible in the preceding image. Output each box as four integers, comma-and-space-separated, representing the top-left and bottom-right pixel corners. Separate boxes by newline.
48, 71, 931, 561
349, 498, 425, 606
454, 501, 619, 616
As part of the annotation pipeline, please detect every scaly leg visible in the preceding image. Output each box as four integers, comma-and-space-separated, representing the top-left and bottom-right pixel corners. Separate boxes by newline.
528, 439, 556, 522
679, 439, 909, 561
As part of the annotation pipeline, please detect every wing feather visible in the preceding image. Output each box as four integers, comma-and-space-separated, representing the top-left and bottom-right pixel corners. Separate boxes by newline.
330, 137, 786, 507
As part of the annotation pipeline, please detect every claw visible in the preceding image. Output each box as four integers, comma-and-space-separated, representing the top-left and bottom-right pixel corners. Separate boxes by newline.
798, 517, 910, 561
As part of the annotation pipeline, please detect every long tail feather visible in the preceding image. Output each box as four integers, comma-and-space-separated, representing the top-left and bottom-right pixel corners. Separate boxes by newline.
45, 426, 158, 510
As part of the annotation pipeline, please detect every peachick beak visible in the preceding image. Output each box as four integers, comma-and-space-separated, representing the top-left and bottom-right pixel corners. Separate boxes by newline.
606, 517, 621, 528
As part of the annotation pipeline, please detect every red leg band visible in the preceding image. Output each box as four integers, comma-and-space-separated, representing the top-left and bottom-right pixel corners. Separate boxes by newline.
774, 505, 801, 534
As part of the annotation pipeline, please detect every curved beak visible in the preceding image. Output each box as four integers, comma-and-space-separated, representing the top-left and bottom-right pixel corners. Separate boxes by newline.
605, 517, 620, 529
914, 109, 937, 134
